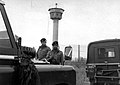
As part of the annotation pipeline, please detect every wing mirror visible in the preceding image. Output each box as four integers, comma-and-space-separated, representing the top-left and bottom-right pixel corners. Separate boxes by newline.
64, 46, 72, 60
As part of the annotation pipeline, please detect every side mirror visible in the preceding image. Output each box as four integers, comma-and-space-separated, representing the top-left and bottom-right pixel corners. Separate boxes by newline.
64, 46, 72, 60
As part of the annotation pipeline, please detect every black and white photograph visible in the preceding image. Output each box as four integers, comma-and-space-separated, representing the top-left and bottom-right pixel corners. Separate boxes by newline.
0, 0, 120, 85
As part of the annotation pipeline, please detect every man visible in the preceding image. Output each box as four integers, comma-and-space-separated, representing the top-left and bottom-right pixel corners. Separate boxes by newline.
46, 41, 63, 65
37, 38, 51, 60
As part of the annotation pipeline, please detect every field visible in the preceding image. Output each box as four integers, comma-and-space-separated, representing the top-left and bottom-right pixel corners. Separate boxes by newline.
65, 58, 90, 85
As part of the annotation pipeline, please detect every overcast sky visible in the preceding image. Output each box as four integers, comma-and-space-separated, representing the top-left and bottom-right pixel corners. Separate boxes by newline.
3, 0, 120, 50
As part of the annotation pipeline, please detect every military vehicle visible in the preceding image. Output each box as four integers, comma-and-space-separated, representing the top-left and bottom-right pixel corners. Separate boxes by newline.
86, 39, 120, 85
0, 1, 76, 85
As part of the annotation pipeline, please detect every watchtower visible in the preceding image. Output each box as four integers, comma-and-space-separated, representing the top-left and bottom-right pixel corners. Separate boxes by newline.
48, 3, 64, 42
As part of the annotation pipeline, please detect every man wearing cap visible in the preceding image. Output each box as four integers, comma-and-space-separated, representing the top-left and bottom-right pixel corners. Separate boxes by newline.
46, 41, 63, 65
37, 38, 51, 60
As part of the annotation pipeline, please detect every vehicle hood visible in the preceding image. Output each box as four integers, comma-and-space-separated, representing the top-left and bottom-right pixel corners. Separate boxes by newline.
35, 64, 74, 72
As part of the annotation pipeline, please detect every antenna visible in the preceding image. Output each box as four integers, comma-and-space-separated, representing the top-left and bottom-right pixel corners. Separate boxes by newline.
47, 14, 50, 35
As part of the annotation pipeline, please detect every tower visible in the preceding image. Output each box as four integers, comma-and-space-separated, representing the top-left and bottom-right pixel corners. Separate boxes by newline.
48, 3, 64, 42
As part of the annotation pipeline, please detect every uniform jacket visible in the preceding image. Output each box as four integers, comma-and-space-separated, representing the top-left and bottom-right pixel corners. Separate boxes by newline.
37, 45, 51, 60
46, 49, 63, 65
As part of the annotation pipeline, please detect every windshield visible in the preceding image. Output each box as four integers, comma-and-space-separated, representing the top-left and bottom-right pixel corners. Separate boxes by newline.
0, 11, 11, 48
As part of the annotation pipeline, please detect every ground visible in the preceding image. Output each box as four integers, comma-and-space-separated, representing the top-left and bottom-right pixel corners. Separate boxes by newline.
75, 66, 90, 85
65, 59, 90, 85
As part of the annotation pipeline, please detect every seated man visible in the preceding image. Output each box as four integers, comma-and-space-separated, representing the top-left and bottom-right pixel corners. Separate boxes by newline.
46, 41, 63, 65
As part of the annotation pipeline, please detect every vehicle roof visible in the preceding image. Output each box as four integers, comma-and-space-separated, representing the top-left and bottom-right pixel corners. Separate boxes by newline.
87, 39, 120, 64
88, 39, 120, 46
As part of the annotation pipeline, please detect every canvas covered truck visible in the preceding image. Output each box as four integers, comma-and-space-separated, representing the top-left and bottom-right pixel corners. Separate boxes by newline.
86, 39, 120, 85
0, 1, 76, 85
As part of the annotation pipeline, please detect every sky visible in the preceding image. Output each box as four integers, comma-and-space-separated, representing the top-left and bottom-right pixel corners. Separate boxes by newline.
2, 0, 120, 57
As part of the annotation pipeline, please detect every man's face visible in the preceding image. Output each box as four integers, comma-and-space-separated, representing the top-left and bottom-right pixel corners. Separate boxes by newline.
53, 45, 58, 50
41, 41, 46, 45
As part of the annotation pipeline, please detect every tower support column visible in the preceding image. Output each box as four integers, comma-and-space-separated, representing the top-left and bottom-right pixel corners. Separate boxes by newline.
53, 20, 59, 41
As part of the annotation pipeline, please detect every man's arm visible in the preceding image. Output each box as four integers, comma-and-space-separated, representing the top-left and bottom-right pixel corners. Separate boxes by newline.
60, 51, 64, 65
46, 51, 52, 61
47, 47, 51, 53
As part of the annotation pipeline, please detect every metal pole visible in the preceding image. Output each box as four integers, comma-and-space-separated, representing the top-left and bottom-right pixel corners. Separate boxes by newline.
78, 45, 80, 62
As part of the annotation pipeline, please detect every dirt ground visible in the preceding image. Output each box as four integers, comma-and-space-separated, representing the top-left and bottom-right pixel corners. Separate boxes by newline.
75, 66, 90, 85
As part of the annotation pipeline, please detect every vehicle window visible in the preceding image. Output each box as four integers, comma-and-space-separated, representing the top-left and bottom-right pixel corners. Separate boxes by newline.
98, 47, 115, 58
98, 48, 106, 58
106, 48, 115, 57
0, 11, 11, 48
